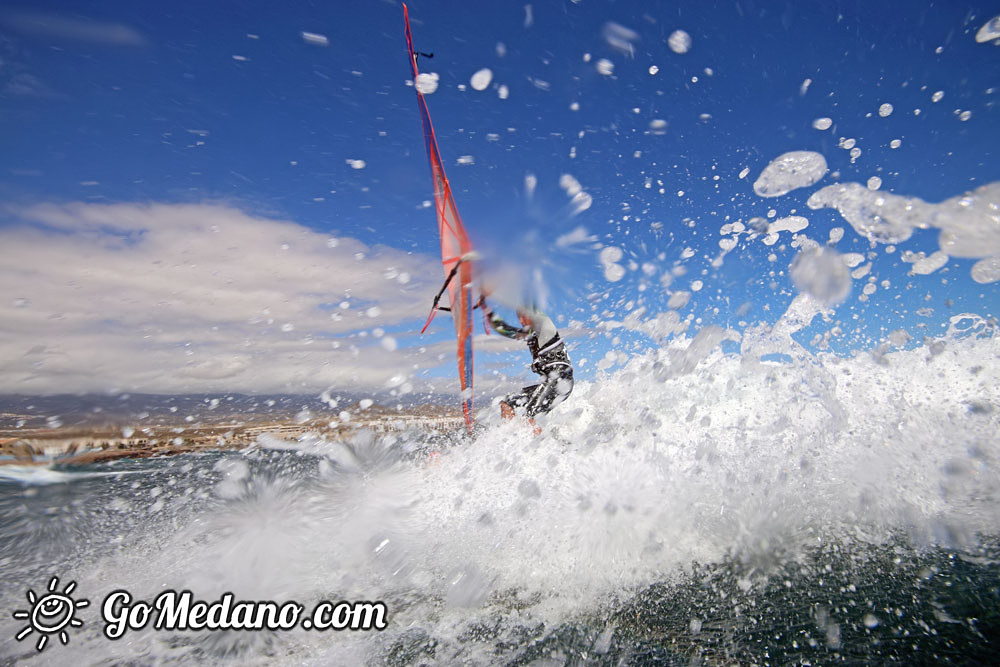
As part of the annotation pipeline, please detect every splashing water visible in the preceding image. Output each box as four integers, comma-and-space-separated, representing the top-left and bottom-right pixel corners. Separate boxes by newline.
667, 30, 692, 54
2, 299, 997, 664
1, 3, 999, 665
790, 246, 852, 305
975, 15, 1000, 42
808, 181, 1000, 283
754, 151, 829, 197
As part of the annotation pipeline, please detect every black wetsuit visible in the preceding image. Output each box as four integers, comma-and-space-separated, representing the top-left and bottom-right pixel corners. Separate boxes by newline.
489, 309, 574, 417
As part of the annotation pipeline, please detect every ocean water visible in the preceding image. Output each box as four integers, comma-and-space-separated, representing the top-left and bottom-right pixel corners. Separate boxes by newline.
1, 302, 997, 665
1, 2, 998, 664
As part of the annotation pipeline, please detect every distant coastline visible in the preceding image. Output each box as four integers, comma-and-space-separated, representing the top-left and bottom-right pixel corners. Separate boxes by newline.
0, 395, 461, 466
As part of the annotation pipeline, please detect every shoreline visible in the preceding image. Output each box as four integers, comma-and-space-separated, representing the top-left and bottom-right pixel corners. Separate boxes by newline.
0, 412, 463, 467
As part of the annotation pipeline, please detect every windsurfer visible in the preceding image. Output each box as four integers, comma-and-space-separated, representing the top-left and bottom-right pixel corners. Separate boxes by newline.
485, 304, 574, 422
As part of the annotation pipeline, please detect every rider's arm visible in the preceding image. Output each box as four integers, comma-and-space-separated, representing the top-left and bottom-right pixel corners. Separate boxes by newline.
487, 310, 531, 340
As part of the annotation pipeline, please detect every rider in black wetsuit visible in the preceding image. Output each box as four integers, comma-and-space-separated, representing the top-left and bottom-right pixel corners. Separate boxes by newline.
485, 305, 574, 419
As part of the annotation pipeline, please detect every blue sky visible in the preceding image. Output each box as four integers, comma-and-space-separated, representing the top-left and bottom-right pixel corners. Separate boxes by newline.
0, 1, 997, 405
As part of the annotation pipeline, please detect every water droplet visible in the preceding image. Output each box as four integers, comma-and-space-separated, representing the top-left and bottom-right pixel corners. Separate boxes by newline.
667, 30, 692, 54
470, 68, 493, 91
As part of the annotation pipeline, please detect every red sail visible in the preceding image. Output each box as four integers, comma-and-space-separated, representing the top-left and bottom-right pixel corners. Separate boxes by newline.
404, 4, 476, 431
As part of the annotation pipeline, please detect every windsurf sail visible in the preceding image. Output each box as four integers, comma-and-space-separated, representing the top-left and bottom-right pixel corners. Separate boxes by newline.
403, 4, 482, 431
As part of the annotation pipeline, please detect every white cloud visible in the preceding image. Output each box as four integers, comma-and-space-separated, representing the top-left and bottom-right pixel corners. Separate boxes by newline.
4, 73, 57, 98
0, 201, 454, 394
1, 10, 147, 47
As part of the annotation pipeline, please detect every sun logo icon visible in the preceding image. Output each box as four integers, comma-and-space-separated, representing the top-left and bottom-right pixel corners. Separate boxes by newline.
12, 576, 89, 652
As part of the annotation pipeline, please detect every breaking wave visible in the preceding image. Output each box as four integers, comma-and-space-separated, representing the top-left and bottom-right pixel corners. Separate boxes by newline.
1, 302, 996, 665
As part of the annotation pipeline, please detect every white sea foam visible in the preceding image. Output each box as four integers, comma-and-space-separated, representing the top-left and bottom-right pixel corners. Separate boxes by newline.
0, 465, 135, 485
24, 303, 996, 665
